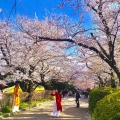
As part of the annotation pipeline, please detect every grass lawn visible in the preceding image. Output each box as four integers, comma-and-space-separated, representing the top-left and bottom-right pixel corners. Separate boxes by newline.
4, 85, 45, 93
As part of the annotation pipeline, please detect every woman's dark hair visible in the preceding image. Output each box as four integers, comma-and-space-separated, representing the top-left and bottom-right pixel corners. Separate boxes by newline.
58, 89, 61, 93
15, 81, 20, 84
0, 84, 3, 90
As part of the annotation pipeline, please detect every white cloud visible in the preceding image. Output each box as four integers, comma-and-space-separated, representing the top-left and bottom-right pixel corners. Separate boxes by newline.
0, 8, 2, 12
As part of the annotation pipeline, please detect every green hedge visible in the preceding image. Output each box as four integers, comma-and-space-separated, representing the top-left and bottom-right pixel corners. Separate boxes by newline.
89, 87, 119, 116
92, 90, 120, 120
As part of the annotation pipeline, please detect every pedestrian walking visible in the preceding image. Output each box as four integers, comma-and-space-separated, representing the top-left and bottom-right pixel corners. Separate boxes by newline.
75, 89, 81, 108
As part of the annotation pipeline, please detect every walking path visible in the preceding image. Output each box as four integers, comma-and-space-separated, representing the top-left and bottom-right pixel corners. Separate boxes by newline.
1, 96, 90, 120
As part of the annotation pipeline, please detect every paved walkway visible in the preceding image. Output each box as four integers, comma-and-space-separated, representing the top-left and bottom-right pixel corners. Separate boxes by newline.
1, 96, 90, 120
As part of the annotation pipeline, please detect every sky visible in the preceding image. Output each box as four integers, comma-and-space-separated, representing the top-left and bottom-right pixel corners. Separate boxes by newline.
0, 0, 75, 20
0, 0, 92, 28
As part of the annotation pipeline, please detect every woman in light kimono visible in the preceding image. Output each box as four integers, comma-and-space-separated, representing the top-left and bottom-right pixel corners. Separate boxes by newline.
51, 89, 62, 117
12, 83, 20, 113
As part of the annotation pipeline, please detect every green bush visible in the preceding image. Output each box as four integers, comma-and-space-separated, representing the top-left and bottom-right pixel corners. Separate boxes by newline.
35, 85, 45, 91
19, 98, 51, 110
20, 101, 41, 109
89, 87, 118, 116
19, 102, 30, 109
92, 90, 120, 120
2, 106, 12, 113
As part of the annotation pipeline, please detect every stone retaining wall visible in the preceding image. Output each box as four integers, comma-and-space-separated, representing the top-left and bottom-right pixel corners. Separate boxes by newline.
1, 90, 50, 106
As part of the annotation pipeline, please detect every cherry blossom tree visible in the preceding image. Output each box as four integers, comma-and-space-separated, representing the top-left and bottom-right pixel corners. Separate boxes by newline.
0, 18, 84, 92
3, 0, 120, 90
24, 0, 120, 85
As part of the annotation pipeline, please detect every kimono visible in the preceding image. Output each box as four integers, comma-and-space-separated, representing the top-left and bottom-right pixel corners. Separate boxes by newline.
51, 92, 62, 117
12, 86, 20, 112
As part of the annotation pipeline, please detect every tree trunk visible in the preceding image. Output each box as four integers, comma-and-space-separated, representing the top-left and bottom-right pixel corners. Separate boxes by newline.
39, 73, 51, 90
112, 66, 120, 85
20, 80, 34, 93
110, 70, 116, 88
20, 80, 35, 102
25, 93, 33, 102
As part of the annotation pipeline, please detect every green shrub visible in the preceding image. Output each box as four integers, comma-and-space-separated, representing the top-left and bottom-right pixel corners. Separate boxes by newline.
19, 98, 51, 110
89, 87, 118, 116
2, 106, 12, 113
35, 85, 45, 91
92, 90, 120, 120
0, 112, 2, 115
19, 102, 30, 109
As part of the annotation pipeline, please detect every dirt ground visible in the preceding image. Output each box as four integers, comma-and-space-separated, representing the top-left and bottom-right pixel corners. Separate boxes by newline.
1, 96, 91, 120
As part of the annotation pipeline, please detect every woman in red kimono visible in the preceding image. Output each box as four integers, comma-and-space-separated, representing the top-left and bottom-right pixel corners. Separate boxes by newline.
51, 89, 62, 117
